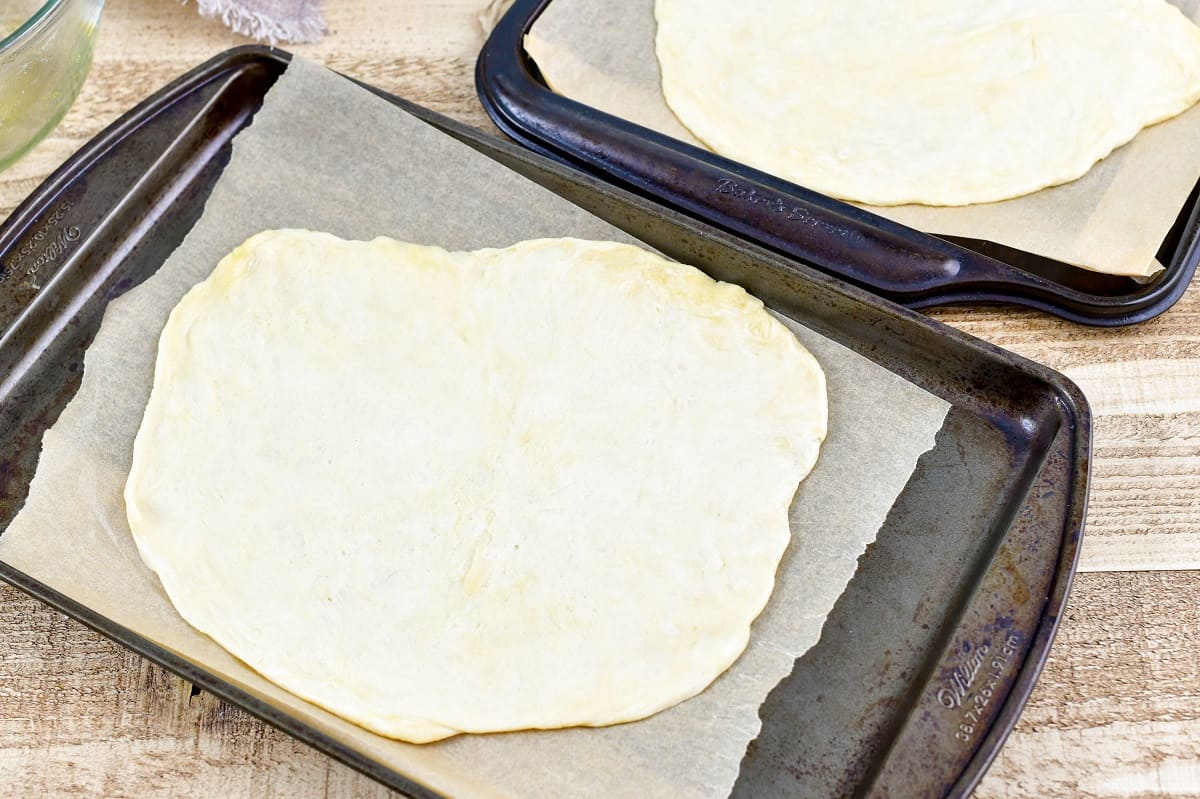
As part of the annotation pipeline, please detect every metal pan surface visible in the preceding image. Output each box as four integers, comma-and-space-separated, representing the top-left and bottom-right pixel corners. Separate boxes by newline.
0, 47, 1089, 798
476, 0, 1200, 326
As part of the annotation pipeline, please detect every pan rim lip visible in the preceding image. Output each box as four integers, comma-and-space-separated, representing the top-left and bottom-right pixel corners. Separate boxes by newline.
0, 44, 1091, 799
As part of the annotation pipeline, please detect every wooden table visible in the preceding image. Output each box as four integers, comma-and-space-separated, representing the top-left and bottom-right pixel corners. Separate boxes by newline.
1, 1, 1197, 796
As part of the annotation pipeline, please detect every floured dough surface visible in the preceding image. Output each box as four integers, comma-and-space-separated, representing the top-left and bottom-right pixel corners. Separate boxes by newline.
124, 231, 827, 743
654, 0, 1200, 206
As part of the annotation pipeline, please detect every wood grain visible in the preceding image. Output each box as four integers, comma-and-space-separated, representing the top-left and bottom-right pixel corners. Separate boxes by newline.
1, 0, 1198, 796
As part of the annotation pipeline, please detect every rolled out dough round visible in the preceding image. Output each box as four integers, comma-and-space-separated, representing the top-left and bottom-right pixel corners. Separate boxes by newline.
654, 0, 1200, 206
125, 231, 827, 742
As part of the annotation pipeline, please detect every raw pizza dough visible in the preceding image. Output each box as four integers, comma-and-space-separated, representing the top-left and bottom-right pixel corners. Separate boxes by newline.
654, 0, 1200, 206
124, 230, 828, 743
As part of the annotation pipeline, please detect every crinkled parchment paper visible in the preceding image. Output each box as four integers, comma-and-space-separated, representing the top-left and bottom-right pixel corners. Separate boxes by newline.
525, 0, 1200, 278
0, 58, 949, 798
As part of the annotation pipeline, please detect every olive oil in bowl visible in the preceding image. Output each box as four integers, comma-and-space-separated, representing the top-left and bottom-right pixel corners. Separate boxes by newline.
1, 0, 103, 170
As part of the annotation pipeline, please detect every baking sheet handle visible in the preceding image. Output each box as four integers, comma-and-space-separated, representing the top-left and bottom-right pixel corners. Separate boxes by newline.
482, 70, 1067, 306
476, 1, 1195, 325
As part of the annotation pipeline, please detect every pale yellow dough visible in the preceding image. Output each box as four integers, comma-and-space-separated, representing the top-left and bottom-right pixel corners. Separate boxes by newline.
654, 0, 1200, 206
124, 231, 827, 743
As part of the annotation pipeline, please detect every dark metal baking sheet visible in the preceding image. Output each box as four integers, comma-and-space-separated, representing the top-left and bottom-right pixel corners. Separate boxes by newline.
475, 0, 1200, 326
0, 47, 1089, 798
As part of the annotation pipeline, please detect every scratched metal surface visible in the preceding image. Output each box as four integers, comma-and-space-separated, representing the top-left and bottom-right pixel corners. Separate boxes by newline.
0, 48, 1089, 799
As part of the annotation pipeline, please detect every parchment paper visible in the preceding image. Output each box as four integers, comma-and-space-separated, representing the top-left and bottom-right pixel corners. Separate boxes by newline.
524, 0, 1200, 278
0, 58, 949, 798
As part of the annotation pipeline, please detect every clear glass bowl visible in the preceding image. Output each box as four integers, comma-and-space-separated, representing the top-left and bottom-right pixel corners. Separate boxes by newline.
1, 0, 103, 171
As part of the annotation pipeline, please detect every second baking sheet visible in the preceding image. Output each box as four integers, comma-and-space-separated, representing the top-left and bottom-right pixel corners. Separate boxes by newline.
523, 0, 1200, 278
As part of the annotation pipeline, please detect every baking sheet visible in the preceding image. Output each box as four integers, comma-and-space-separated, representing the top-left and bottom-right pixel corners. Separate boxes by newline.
523, 0, 1200, 278
0, 57, 949, 799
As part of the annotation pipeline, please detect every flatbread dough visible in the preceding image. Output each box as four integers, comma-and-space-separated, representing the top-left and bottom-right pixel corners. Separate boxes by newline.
654, 0, 1200, 206
124, 231, 827, 743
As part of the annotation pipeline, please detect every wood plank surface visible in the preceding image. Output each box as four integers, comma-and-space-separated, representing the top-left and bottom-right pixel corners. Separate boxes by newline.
1, 0, 1198, 796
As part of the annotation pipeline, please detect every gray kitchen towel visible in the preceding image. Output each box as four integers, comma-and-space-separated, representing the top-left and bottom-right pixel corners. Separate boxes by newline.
192, 0, 326, 44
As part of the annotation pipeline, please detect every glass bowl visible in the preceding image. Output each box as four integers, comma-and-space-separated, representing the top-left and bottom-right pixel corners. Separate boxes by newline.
1, 0, 104, 171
